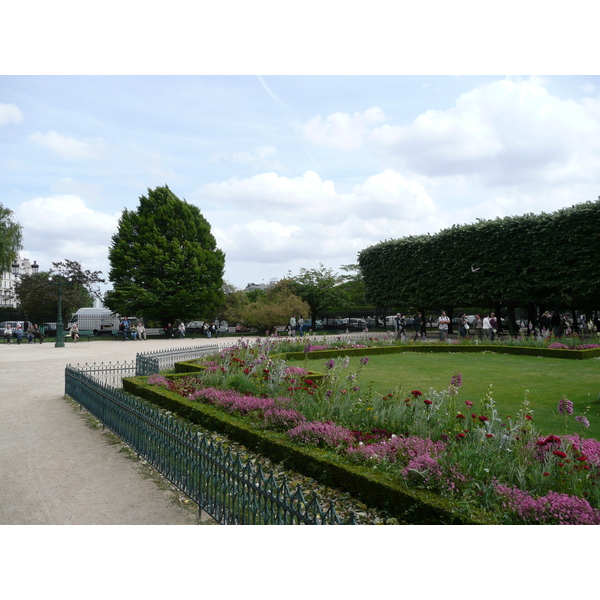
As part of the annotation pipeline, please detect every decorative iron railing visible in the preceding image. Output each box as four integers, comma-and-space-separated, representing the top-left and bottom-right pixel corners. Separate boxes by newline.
64, 359, 355, 525
135, 344, 222, 376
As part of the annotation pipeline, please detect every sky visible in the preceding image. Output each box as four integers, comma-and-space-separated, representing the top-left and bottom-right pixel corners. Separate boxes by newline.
3, 73, 600, 295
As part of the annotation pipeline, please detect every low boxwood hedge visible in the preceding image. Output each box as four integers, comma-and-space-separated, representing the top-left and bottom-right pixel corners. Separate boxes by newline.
270, 343, 600, 362
124, 374, 494, 524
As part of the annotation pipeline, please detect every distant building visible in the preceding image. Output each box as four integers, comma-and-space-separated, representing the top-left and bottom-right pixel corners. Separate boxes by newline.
244, 279, 278, 293
0, 258, 39, 308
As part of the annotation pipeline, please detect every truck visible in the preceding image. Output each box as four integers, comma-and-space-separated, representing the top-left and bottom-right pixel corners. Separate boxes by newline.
68, 308, 131, 336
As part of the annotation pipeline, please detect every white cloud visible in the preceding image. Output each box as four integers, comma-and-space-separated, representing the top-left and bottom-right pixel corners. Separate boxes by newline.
27, 130, 103, 159
14, 195, 119, 284
302, 107, 386, 150
202, 169, 443, 267
367, 79, 600, 183
195, 170, 341, 217
0, 103, 23, 126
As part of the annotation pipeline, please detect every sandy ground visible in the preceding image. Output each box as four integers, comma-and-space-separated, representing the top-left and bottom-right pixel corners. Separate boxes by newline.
0, 334, 246, 525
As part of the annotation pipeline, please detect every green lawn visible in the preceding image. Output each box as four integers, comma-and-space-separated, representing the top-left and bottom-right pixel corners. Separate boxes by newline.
287, 352, 600, 439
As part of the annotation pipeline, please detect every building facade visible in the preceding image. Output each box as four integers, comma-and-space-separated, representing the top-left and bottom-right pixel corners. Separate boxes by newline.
0, 258, 39, 308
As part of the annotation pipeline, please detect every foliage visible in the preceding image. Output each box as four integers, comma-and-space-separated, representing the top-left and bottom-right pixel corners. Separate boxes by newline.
146, 338, 600, 523
289, 263, 350, 325
0, 203, 23, 272
241, 280, 309, 333
14, 259, 104, 322
218, 282, 249, 324
104, 185, 225, 325
338, 264, 366, 306
358, 200, 600, 330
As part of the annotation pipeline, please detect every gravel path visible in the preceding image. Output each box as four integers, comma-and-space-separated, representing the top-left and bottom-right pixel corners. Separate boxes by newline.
0, 335, 238, 525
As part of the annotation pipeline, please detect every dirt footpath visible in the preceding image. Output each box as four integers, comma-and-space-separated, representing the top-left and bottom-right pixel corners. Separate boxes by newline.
0, 335, 242, 525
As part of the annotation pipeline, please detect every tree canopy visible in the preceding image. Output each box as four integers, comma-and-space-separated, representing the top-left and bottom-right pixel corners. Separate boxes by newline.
289, 264, 350, 326
104, 186, 225, 324
241, 280, 309, 333
358, 199, 600, 330
15, 260, 104, 323
0, 203, 22, 272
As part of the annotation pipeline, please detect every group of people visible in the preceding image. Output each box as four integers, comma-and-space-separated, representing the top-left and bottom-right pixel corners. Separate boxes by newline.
394, 312, 427, 340
396, 311, 500, 342
286, 315, 306, 337
3, 323, 46, 344
118, 318, 147, 341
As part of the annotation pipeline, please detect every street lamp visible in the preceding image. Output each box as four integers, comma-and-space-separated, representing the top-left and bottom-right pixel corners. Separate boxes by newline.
48, 276, 67, 348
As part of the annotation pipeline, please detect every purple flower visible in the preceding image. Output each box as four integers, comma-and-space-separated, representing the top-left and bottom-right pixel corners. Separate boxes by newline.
451, 372, 462, 388
359, 356, 369, 366
325, 359, 336, 370
287, 421, 353, 448
557, 397, 574, 416
575, 415, 590, 428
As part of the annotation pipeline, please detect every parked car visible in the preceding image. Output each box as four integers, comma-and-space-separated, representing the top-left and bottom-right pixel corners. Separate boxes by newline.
301, 319, 323, 330
41, 322, 58, 336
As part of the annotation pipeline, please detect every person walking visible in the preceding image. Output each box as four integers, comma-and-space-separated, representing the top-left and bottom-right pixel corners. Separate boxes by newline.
298, 316, 304, 337
458, 312, 468, 339
489, 312, 499, 341
289, 315, 297, 337
474, 313, 484, 341
413, 312, 423, 340
482, 313, 492, 341
437, 311, 450, 341
551, 311, 562, 338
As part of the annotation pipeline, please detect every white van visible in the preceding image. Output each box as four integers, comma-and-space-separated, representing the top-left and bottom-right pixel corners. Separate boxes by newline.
69, 308, 131, 336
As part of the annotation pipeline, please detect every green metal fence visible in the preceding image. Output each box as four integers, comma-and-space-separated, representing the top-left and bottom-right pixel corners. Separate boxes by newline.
65, 358, 355, 525
135, 344, 222, 375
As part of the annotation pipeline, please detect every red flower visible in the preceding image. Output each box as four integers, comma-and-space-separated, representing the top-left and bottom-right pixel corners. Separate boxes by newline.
553, 450, 567, 458
486, 434, 494, 438
558, 463, 565, 467
411, 390, 423, 397
525, 415, 533, 420
471, 413, 477, 419
543, 472, 550, 476
424, 399, 433, 405
456, 433, 466, 439
577, 455, 588, 462
478, 415, 489, 422
456, 413, 466, 419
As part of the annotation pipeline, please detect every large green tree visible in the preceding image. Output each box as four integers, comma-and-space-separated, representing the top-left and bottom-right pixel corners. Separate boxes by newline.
0, 203, 23, 272
289, 264, 350, 326
104, 186, 225, 324
15, 260, 104, 323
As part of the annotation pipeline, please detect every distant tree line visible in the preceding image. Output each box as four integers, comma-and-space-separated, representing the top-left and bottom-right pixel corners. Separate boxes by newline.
358, 199, 600, 334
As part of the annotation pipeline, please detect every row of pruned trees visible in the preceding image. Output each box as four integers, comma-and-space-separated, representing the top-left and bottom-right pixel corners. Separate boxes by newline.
358, 199, 600, 335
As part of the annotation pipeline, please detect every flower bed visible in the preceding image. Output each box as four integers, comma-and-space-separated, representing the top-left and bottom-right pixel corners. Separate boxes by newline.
130, 338, 600, 524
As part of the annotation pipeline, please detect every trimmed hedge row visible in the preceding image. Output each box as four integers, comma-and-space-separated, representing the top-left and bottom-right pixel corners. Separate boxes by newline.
123, 374, 494, 524
269, 343, 600, 362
